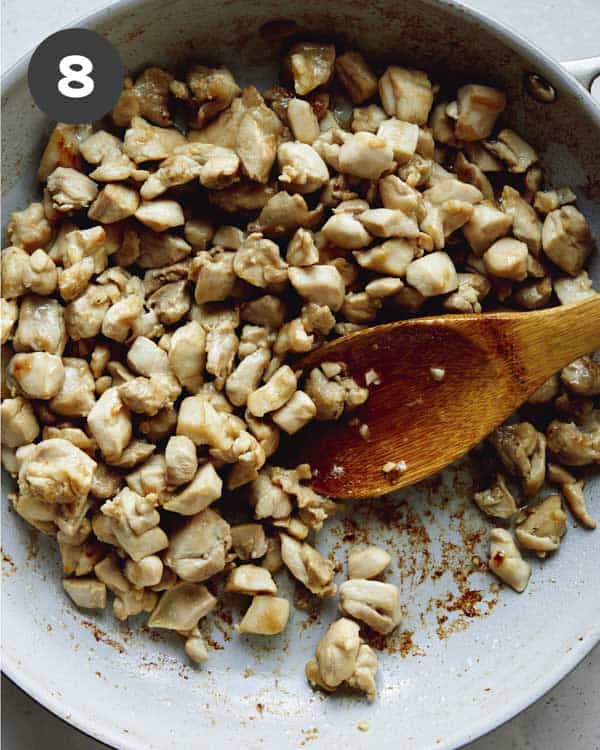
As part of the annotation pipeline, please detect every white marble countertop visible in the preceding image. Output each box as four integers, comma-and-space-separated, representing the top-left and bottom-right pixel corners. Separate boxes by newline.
1, 0, 599, 748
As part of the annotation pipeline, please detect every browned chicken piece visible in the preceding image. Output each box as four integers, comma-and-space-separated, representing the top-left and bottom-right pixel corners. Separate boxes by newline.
284, 42, 336, 96
178, 65, 240, 129
112, 68, 174, 127
489, 422, 546, 496
37, 123, 93, 182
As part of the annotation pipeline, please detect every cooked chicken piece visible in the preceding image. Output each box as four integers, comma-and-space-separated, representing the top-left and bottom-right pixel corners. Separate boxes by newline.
351, 104, 387, 134
484, 129, 538, 173
546, 419, 600, 466
405, 252, 458, 297
500, 185, 542, 255
288, 265, 345, 312
61, 226, 108, 273
251, 190, 323, 238
79, 130, 123, 164
102, 294, 144, 342
358, 208, 419, 240
337, 132, 394, 180
379, 66, 433, 124
515, 494, 567, 556
490, 422, 546, 496
46, 167, 98, 213
554, 271, 597, 305
37, 123, 92, 181
284, 228, 318, 267
483, 238, 529, 281
558, 479, 595, 529
443, 272, 490, 314
162, 461, 223, 515
182, 627, 209, 663
7, 202, 53, 251
113, 68, 173, 127
528, 373, 561, 405
88, 184, 139, 223
146, 280, 191, 326
285, 42, 335, 95
1, 247, 30, 300
272, 390, 317, 435
137, 229, 191, 271
542, 206, 593, 276
277, 141, 329, 194
13, 295, 66, 355
87, 387, 132, 462
124, 555, 164, 588
451, 85, 506, 141
280, 533, 336, 597
224, 348, 270, 408
1, 397, 40, 447
348, 545, 391, 580
239, 298, 284, 332
339, 578, 401, 634
248, 470, 292, 521
165, 320, 205, 393
533, 187, 577, 214
233, 233, 288, 288
473, 474, 518, 520
463, 202, 512, 256
20, 249, 58, 297
135, 200, 184, 232
123, 116, 186, 163
204, 324, 239, 390
488, 528, 531, 592
178, 65, 239, 127
148, 582, 217, 630
228, 524, 267, 561
286, 98, 320, 144
63, 284, 112, 341
246, 365, 297, 418
172, 143, 240, 189
63, 578, 107, 609
238, 594, 289, 635
57, 258, 94, 302
561, 357, 600, 397
164, 508, 231, 581
47, 356, 95, 417
321, 212, 371, 250
107, 438, 155, 470
118, 375, 170, 416
190, 249, 236, 305
101, 488, 166, 560
225, 564, 277, 595
335, 51, 378, 104
184, 218, 214, 251
0, 299, 18, 344
164, 435, 198, 488
374, 119, 418, 165
8, 352, 64, 400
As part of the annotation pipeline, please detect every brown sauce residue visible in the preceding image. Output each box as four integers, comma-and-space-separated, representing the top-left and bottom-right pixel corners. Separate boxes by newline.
1, 550, 16, 574
81, 620, 125, 654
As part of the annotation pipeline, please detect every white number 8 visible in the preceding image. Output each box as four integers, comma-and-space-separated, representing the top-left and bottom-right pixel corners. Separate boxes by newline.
58, 55, 95, 99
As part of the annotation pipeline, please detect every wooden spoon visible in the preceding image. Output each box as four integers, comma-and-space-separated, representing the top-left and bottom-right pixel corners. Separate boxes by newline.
292, 296, 600, 500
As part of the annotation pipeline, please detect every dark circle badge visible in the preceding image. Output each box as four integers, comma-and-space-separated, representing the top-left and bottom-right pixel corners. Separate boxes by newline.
28, 28, 123, 123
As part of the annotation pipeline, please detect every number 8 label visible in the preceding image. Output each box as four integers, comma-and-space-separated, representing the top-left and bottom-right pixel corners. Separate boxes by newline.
58, 54, 95, 99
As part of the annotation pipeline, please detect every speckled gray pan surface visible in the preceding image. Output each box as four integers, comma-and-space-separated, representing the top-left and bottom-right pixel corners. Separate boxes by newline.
1, 1, 599, 749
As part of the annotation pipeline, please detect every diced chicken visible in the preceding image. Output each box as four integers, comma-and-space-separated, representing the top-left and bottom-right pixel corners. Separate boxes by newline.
463, 202, 512, 255
405, 252, 458, 297
123, 116, 186, 163
164, 435, 198, 488
125, 555, 164, 588
339, 579, 401, 634
181, 65, 240, 129
37, 123, 92, 181
453, 85, 506, 141
88, 184, 139, 223
287, 98, 320, 144
278, 141, 329, 194
561, 357, 600, 397
501, 186, 542, 255
233, 233, 288, 288
321, 212, 372, 250
473, 474, 518, 519
113, 68, 174, 127
102, 294, 144, 342
7, 202, 53, 251
554, 271, 597, 306
46, 168, 98, 213
348, 545, 391, 580
238, 595, 289, 634
280, 533, 336, 597
379, 66, 433, 124
483, 238, 528, 281
1, 397, 40, 447
485, 129, 538, 173
226, 564, 277, 595
247, 365, 297, 418
119, 375, 170, 416
64, 284, 115, 341
490, 422, 546, 496
338, 132, 394, 180
63, 578, 107, 609
148, 582, 217, 630
272, 390, 316, 434
164, 508, 231, 582
285, 42, 336, 95
87, 387, 132, 462
546, 420, 600, 466
191, 249, 237, 304
184, 218, 214, 250
444, 272, 490, 313
13, 295, 66, 355
377, 119, 419, 164
335, 51, 378, 104
162, 462, 222, 515
135, 200, 184, 232
542, 206, 593, 276
351, 104, 388, 134
488, 528, 531, 592
0, 299, 18, 344
168, 321, 206, 393
8, 352, 64, 400
515, 494, 567, 557
251, 191, 322, 237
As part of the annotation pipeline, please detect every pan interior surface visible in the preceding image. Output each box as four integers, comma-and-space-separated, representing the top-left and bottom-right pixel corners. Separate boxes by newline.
2, 2, 599, 749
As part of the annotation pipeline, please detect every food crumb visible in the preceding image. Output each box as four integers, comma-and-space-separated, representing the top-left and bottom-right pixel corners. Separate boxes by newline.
357, 721, 370, 732
365, 368, 381, 386
430, 367, 446, 381
331, 464, 345, 477
321, 361, 343, 378
383, 460, 407, 475
359, 423, 371, 441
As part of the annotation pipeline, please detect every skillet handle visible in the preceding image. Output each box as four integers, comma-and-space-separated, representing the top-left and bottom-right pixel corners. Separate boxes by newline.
561, 57, 600, 93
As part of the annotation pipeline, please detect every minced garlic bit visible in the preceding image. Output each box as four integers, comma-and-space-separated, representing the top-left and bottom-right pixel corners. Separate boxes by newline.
429, 366, 446, 381
364, 368, 381, 386
382, 460, 407, 475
